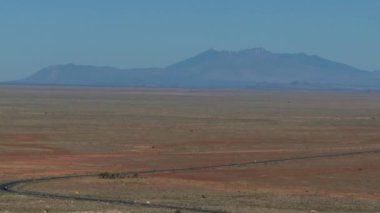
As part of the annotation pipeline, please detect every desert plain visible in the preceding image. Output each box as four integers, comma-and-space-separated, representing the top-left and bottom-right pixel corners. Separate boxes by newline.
0, 86, 380, 212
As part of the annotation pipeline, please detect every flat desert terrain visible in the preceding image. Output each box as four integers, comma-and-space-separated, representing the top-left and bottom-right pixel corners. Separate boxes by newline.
1, 86, 380, 212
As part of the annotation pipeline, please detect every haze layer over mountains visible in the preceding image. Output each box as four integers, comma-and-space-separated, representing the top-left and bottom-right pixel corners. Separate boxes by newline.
14, 48, 380, 90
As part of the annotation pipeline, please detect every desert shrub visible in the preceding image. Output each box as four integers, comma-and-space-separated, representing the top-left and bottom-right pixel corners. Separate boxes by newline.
99, 172, 111, 179
99, 172, 125, 179
99, 172, 139, 179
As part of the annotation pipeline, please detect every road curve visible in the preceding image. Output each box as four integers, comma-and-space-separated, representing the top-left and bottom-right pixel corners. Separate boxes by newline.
1, 148, 380, 212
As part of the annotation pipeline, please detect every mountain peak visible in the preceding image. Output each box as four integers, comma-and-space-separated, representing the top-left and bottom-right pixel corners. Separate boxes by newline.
200, 47, 272, 56
240, 47, 271, 54
199, 48, 220, 56
206, 48, 218, 52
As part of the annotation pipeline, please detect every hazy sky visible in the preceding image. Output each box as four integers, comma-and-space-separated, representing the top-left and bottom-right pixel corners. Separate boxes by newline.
1, 0, 380, 81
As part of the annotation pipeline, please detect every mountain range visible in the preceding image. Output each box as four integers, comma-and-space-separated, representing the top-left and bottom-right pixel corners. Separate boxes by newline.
11, 48, 380, 90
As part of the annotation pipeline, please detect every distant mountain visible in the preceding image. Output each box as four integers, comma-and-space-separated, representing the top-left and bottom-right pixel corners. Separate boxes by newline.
165, 48, 378, 88
13, 48, 380, 89
373, 70, 380, 78
21, 64, 164, 87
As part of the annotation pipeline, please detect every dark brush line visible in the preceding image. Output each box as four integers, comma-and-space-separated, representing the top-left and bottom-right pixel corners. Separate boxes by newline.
1, 148, 380, 212
136, 148, 380, 175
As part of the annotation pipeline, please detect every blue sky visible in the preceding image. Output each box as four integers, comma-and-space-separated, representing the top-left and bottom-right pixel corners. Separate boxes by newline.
1, 0, 380, 81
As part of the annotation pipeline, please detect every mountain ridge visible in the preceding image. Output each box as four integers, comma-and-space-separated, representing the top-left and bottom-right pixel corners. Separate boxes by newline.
11, 48, 380, 90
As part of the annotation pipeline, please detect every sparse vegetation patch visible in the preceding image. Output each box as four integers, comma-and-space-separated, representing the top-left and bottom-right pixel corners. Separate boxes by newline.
99, 172, 139, 179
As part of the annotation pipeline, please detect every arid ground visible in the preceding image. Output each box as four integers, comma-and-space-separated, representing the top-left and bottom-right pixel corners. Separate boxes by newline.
1, 86, 380, 212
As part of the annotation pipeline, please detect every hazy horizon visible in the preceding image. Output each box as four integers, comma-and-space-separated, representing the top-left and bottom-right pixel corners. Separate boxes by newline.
1, 0, 380, 81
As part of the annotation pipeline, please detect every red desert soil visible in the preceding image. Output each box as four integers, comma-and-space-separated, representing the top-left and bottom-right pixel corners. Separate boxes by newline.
0, 134, 161, 179
0, 133, 49, 142
1, 88, 380, 212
